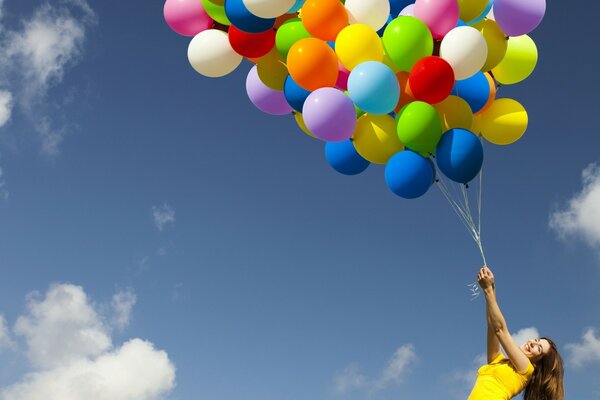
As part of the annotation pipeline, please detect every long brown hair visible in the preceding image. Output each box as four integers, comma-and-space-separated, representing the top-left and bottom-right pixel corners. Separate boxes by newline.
523, 337, 564, 400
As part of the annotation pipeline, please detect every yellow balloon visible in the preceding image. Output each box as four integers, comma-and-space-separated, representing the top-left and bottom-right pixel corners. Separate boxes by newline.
492, 35, 538, 85
353, 114, 403, 164
477, 98, 528, 145
335, 24, 384, 71
474, 19, 508, 72
257, 48, 288, 90
434, 96, 474, 131
458, 0, 489, 22
293, 112, 316, 138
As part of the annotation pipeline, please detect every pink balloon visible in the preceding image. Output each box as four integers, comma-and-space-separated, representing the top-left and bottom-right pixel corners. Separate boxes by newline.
336, 62, 350, 91
164, 0, 213, 37
414, 0, 459, 39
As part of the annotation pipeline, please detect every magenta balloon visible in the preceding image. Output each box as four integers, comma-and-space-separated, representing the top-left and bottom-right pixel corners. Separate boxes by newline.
163, 0, 213, 37
336, 63, 350, 91
246, 66, 293, 115
493, 0, 546, 36
414, 0, 459, 39
302, 88, 357, 142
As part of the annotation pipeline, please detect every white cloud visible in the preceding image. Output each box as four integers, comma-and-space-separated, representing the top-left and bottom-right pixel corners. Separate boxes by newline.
111, 289, 137, 331
0, 89, 12, 127
0, 0, 96, 154
152, 204, 176, 231
334, 344, 417, 395
1, 284, 176, 400
566, 328, 600, 367
0, 314, 14, 351
0, 164, 8, 200
512, 327, 540, 348
550, 163, 600, 247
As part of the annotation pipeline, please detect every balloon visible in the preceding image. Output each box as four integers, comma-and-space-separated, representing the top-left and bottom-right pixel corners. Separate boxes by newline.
347, 62, 400, 115
287, 38, 338, 91
435, 128, 483, 183
302, 88, 357, 142
325, 140, 370, 175
225, 0, 276, 33
188, 29, 243, 77
440, 26, 488, 80
335, 24, 384, 71
256, 48, 288, 90
382, 17, 434, 72
493, 0, 546, 37
414, 0, 460, 39
293, 112, 316, 138
275, 18, 312, 60
385, 150, 434, 199
390, 0, 415, 15
396, 101, 443, 155
164, 0, 213, 37
491, 35, 538, 85
284, 75, 312, 112
246, 66, 293, 115
399, 4, 415, 16
473, 18, 508, 72
344, 0, 391, 31
289, 0, 305, 13
476, 72, 496, 114
242, 0, 296, 19
451, 71, 490, 113
466, 0, 493, 25
409, 56, 455, 105
476, 98, 528, 145
434, 96, 474, 131
228, 25, 275, 58
458, 0, 489, 23
394, 71, 416, 113
202, 0, 231, 25
336, 63, 350, 91
301, 0, 349, 41
353, 114, 404, 164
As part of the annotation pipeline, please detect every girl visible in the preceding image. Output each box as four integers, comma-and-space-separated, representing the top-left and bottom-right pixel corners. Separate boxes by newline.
468, 266, 564, 400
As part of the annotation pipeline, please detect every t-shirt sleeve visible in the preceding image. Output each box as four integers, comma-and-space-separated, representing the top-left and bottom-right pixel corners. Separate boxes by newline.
518, 359, 535, 378
490, 353, 506, 364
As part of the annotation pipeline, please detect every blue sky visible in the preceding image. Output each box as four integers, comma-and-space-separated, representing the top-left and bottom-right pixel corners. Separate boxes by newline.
0, 0, 599, 399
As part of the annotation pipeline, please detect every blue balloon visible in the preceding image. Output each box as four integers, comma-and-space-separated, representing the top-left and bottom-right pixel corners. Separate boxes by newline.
385, 150, 434, 199
284, 75, 312, 113
435, 129, 484, 184
325, 140, 370, 176
389, 0, 415, 16
225, 0, 276, 33
289, 0, 305, 13
348, 62, 400, 115
451, 72, 490, 114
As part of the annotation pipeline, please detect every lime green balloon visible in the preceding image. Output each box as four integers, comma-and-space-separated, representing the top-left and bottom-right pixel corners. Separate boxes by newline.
382, 16, 433, 72
202, 0, 230, 26
492, 35, 538, 85
396, 101, 443, 155
276, 18, 312, 60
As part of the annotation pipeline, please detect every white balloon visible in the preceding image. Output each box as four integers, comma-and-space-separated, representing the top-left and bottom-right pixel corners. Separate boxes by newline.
399, 4, 415, 17
345, 0, 391, 31
486, 6, 495, 21
440, 26, 488, 80
187, 30, 243, 78
242, 0, 296, 19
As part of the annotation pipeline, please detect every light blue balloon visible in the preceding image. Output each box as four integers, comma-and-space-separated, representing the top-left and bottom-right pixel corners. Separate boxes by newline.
385, 150, 434, 199
435, 129, 483, 183
348, 62, 400, 115
288, 0, 305, 13
467, 0, 494, 25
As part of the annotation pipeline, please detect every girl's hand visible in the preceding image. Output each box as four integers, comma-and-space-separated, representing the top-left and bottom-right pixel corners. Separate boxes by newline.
477, 266, 495, 292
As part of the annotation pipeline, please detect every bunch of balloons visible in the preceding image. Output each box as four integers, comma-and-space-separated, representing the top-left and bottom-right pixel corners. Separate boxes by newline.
164, 0, 544, 199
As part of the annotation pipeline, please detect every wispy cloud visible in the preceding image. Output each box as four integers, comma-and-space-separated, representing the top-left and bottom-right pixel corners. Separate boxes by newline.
0, 163, 8, 200
334, 344, 417, 395
0, 89, 12, 128
550, 163, 600, 248
566, 328, 600, 367
152, 204, 176, 231
0, 314, 14, 351
111, 288, 137, 331
1, 284, 176, 400
0, 0, 96, 155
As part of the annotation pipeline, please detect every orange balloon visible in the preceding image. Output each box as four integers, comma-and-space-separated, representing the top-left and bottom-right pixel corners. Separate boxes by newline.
394, 72, 416, 113
476, 72, 497, 115
287, 38, 339, 91
301, 0, 349, 41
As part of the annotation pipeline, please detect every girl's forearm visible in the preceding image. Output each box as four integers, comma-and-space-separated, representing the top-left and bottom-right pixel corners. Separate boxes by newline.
485, 289, 507, 333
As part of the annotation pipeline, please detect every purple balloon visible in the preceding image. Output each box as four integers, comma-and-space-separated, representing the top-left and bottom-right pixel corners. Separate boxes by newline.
246, 66, 292, 115
493, 0, 546, 37
302, 88, 357, 142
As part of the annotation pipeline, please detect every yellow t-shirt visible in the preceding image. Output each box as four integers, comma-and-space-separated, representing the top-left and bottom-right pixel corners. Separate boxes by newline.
468, 353, 534, 400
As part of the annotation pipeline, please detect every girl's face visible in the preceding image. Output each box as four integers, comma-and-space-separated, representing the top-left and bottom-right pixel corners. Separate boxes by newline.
521, 338, 551, 362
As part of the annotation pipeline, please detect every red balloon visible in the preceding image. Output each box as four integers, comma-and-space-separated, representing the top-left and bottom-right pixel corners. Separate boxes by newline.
408, 56, 455, 105
228, 25, 275, 58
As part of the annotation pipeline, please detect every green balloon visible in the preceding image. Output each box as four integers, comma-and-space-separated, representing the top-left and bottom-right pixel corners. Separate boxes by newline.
202, 0, 230, 26
396, 101, 443, 155
382, 16, 434, 72
276, 18, 312, 60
